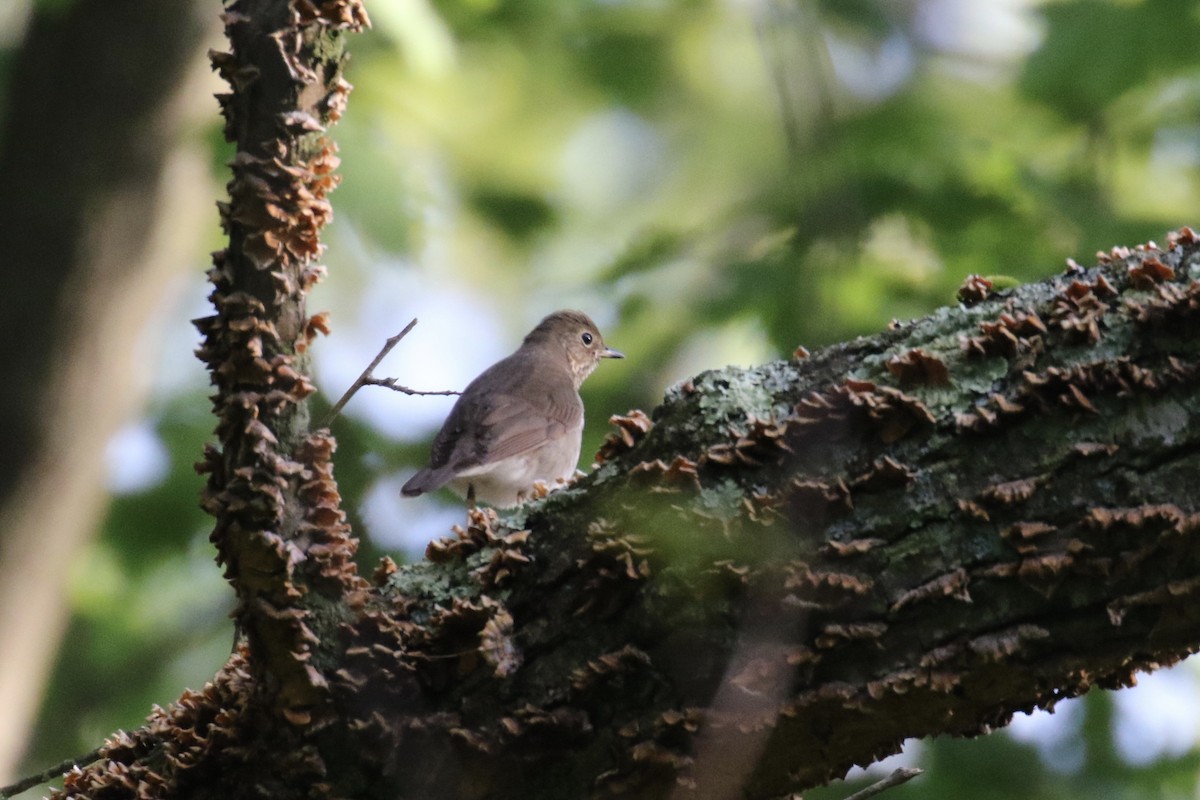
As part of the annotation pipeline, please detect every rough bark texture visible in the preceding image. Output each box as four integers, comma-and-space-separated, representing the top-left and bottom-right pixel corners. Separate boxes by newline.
329, 234, 1200, 800
39, 1, 1200, 799
55, 218, 1200, 798
196, 0, 368, 726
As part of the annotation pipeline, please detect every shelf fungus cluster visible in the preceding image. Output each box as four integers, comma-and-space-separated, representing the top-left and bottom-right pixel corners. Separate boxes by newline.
595, 409, 655, 464
298, 227, 1200, 796
304, 228, 1200, 796
421, 228, 1200, 795
954, 239, 1200, 436
195, 0, 370, 729
51, 653, 333, 800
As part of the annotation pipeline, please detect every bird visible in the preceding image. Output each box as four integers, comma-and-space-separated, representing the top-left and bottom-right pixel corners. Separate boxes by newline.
401, 310, 623, 508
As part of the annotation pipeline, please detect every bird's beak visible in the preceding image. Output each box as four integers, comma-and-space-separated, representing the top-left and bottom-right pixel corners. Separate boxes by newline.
603, 347, 624, 359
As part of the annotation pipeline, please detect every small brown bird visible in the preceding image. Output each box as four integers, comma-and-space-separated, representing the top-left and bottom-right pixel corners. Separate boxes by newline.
401, 310, 623, 507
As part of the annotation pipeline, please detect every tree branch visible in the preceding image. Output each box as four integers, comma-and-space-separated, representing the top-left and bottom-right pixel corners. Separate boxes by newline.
319, 319, 461, 429
0, 749, 101, 800
324, 232, 1200, 798
841, 768, 923, 800
54, 215, 1200, 799
39, 2, 1200, 798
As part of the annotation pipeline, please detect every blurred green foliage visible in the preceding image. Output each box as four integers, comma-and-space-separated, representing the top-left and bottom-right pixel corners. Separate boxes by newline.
5, 0, 1200, 795
811, 690, 1200, 800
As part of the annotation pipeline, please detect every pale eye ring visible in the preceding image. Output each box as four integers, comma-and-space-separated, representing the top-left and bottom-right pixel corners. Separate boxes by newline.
581, 331, 594, 345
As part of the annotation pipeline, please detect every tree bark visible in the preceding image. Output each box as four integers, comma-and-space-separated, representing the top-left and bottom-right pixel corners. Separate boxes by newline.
40, 1, 1200, 798
55, 220, 1200, 799
330, 238, 1200, 800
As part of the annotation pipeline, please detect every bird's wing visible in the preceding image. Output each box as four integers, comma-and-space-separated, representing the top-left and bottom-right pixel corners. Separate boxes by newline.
472, 389, 582, 464
419, 356, 582, 480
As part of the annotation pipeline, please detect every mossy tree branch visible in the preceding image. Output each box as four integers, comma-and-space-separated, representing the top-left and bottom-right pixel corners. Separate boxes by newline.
54, 226, 1200, 800
38, 0, 1200, 797
334, 232, 1200, 799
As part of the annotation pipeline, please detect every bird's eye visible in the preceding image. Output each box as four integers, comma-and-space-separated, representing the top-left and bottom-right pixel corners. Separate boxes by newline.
581, 331, 594, 345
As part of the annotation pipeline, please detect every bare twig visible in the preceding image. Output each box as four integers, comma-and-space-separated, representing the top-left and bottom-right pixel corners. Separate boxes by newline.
319, 319, 460, 428
0, 748, 103, 799
362, 376, 460, 396
842, 767, 923, 800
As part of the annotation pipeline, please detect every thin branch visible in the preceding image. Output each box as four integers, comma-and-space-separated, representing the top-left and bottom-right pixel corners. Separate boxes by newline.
842, 768, 923, 800
318, 318, 460, 428
362, 377, 461, 396
0, 748, 103, 799
322, 318, 417, 426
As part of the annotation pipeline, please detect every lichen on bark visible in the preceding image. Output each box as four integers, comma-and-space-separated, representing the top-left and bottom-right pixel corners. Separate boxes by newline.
314, 230, 1200, 798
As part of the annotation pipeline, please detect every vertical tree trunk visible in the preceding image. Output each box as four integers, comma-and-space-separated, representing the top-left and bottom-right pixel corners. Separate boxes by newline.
0, 0, 217, 780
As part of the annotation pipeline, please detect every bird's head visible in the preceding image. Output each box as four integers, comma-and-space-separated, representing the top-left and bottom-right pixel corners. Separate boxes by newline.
525, 310, 623, 387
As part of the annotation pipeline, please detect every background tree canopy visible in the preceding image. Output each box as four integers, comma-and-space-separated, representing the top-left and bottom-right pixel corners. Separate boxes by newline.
3, 0, 1199, 797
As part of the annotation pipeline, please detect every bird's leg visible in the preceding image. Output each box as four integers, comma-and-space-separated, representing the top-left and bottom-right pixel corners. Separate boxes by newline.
466, 483, 477, 510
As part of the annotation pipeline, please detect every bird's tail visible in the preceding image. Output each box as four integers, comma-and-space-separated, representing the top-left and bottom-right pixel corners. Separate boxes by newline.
401, 466, 456, 497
